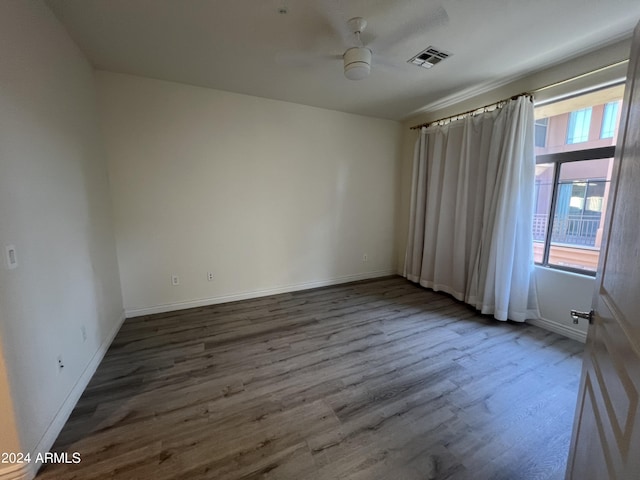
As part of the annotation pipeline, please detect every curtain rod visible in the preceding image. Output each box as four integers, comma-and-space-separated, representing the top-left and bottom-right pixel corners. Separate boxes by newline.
409, 59, 629, 130
409, 93, 532, 130
534, 59, 628, 93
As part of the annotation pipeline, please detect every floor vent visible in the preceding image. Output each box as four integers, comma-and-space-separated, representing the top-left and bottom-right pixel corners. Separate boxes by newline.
408, 46, 452, 69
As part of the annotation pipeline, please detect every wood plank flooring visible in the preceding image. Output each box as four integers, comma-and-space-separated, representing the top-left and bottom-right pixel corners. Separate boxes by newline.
37, 276, 584, 480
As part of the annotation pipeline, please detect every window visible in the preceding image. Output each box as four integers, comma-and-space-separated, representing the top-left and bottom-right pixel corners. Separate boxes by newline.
566, 107, 592, 144
533, 84, 623, 275
534, 117, 548, 147
600, 101, 620, 139
534, 152, 614, 274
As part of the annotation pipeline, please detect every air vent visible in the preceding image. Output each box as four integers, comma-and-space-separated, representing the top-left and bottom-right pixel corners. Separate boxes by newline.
408, 46, 452, 69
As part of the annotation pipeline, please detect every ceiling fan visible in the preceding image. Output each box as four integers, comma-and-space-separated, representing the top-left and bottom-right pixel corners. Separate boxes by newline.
277, 4, 449, 81
343, 17, 373, 80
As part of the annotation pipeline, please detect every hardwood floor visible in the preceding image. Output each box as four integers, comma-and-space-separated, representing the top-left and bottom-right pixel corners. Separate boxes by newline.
38, 276, 584, 480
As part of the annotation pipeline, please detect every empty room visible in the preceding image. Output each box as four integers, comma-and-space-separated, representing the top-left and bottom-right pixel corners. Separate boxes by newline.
2, 1, 640, 479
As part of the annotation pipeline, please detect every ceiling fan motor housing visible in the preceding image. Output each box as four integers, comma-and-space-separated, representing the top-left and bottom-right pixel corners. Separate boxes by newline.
343, 47, 372, 80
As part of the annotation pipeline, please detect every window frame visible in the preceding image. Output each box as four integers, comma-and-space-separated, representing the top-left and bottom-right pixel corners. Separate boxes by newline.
535, 145, 615, 276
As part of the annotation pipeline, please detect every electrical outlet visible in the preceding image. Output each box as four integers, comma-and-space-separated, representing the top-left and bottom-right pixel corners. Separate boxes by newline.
81, 325, 87, 342
207, 272, 214, 281
363, 253, 368, 262
5, 245, 17, 269
171, 275, 180, 286
57, 355, 64, 373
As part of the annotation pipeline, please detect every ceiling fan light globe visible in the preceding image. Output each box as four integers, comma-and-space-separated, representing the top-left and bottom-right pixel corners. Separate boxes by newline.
344, 63, 370, 80
343, 47, 372, 80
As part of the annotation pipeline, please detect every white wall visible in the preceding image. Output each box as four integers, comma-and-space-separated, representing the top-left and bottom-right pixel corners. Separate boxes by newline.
0, 1, 123, 477
96, 72, 402, 316
396, 40, 632, 342
530, 267, 593, 341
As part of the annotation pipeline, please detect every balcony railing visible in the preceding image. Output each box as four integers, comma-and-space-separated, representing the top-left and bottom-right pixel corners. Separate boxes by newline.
533, 214, 600, 247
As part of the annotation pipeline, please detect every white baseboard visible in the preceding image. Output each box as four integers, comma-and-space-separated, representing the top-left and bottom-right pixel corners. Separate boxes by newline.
126, 270, 397, 318
0, 463, 30, 480
527, 317, 587, 343
24, 310, 127, 479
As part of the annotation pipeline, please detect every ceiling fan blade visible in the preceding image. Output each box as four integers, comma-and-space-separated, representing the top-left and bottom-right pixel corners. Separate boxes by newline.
313, 0, 355, 47
374, 55, 410, 71
370, 4, 449, 52
275, 51, 343, 67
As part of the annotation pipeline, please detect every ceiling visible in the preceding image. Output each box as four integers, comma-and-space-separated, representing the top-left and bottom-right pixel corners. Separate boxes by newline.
46, 0, 640, 121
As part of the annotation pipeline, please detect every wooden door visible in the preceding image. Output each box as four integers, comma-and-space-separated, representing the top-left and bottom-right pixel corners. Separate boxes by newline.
565, 20, 640, 480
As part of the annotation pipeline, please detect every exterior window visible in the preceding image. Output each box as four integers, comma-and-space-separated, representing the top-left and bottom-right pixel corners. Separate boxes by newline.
533, 84, 623, 275
534, 155, 613, 274
566, 107, 592, 144
600, 101, 619, 139
534, 117, 548, 147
